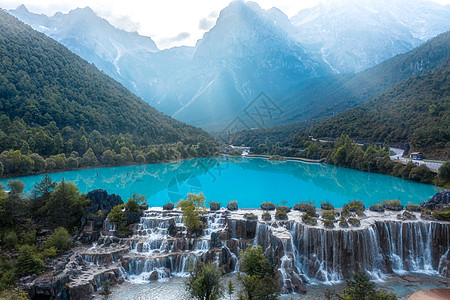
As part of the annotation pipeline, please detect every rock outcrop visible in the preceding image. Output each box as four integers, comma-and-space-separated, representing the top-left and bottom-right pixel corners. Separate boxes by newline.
78, 190, 124, 244
421, 191, 450, 210
19, 251, 122, 299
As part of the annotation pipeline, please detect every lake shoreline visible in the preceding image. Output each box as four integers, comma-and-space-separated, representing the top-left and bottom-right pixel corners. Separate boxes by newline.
1, 157, 439, 208
0, 155, 216, 180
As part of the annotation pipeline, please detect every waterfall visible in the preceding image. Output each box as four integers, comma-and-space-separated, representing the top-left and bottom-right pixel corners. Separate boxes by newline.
82, 209, 450, 287
287, 221, 449, 282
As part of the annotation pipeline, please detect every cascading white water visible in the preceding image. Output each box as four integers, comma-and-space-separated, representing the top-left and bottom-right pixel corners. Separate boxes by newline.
84, 210, 450, 288
288, 221, 448, 282
119, 211, 229, 282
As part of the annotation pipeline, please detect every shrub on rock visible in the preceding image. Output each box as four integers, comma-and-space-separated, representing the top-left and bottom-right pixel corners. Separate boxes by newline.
260, 202, 275, 211
227, 200, 238, 211
163, 203, 174, 210
383, 199, 403, 211
210, 201, 220, 211
321, 202, 334, 210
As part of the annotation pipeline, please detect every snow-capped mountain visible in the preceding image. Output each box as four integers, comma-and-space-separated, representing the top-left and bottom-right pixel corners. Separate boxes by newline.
291, 0, 450, 73
9, 5, 161, 102
155, 1, 332, 129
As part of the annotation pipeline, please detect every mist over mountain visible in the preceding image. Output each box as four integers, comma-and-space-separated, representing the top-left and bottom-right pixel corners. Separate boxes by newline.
278, 30, 450, 124
9, 5, 161, 102
291, 0, 450, 73
9, 0, 450, 131
155, 1, 332, 130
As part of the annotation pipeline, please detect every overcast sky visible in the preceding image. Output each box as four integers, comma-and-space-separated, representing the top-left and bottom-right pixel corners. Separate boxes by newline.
1, 0, 449, 49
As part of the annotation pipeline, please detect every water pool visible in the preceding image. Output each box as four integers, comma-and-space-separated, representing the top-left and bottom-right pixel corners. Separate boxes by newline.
0, 157, 439, 208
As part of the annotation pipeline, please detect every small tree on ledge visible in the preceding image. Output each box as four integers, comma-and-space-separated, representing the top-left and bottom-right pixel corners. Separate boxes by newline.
177, 193, 207, 235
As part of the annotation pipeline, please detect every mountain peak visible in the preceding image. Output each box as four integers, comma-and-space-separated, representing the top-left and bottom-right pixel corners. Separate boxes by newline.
15, 4, 29, 13
70, 6, 96, 16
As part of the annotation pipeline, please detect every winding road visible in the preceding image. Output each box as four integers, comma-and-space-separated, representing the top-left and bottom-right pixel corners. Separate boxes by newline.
389, 147, 443, 172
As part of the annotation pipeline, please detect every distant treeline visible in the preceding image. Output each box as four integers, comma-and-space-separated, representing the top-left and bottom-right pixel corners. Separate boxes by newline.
251, 134, 450, 187
0, 116, 216, 177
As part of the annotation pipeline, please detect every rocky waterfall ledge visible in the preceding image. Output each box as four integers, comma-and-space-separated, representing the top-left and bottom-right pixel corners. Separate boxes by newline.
23, 208, 450, 299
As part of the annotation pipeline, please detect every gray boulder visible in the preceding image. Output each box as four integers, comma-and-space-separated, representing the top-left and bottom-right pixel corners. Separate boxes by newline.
421, 191, 450, 210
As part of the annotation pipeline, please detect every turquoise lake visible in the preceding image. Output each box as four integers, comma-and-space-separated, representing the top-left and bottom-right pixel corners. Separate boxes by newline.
0, 157, 439, 208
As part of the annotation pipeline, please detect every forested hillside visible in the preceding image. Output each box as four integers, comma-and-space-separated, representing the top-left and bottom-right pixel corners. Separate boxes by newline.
279, 31, 450, 125
229, 33, 450, 159
0, 10, 216, 177
312, 59, 450, 158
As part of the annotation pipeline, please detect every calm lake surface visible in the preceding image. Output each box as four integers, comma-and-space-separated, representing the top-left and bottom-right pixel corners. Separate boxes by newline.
0, 157, 439, 207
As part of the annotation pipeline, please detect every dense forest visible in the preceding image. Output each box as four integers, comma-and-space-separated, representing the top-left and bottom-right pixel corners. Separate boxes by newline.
0, 176, 84, 297
312, 59, 450, 159
0, 10, 217, 177
224, 121, 315, 148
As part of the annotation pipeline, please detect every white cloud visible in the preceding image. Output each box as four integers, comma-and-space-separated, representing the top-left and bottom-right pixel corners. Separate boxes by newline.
199, 10, 219, 30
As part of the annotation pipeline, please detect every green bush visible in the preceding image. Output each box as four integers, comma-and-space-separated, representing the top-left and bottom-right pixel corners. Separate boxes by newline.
323, 219, 334, 228
276, 205, 291, 213
15, 245, 45, 277
177, 193, 207, 235
3, 231, 18, 249
260, 202, 275, 210
339, 217, 349, 228
383, 199, 403, 210
108, 204, 126, 225
227, 200, 238, 211
44, 227, 73, 252
433, 206, 450, 221
405, 204, 421, 212
210, 201, 220, 211
275, 210, 288, 220
185, 261, 224, 300
438, 161, 450, 181
125, 198, 140, 213
0, 287, 29, 300
262, 212, 271, 221
348, 218, 361, 227
339, 271, 397, 300
21, 229, 36, 246
41, 246, 57, 259
244, 213, 257, 220
346, 200, 365, 212
321, 202, 334, 210
40, 179, 88, 229
302, 214, 317, 226
322, 210, 336, 221
268, 155, 286, 161
369, 204, 385, 212
294, 202, 316, 212
0, 269, 17, 291
163, 203, 174, 210
238, 246, 279, 300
